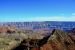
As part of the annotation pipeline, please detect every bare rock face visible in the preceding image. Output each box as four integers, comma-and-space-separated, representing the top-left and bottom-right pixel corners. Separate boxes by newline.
0, 25, 17, 33
40, 29, 75, 50
12, 29, 75, 50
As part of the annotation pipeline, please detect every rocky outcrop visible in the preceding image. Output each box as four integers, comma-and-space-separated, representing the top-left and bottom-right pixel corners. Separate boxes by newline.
0, 25, 17, 33
40, 29, 75, 50
12, 29, 75, 50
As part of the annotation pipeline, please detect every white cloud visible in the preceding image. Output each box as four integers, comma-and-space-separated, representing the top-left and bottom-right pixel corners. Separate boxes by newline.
0, 16, 75, 22
25, 16, 75, 21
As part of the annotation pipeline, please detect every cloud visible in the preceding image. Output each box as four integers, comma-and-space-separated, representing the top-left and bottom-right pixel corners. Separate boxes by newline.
0, 16, 75, 22
26, 16, 75, 21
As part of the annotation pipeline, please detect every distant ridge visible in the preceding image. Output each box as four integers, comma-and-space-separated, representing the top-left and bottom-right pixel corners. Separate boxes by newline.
0, 21, 75, 31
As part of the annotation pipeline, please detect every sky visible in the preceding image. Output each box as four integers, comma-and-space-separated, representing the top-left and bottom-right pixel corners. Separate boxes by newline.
0, 0, 75, 22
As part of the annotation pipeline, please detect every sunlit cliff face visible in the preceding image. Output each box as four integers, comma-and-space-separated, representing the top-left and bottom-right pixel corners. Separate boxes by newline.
0, 25, 16, 33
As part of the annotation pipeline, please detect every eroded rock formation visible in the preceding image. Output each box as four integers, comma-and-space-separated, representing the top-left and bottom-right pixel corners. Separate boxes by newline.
12, 29, 75, 50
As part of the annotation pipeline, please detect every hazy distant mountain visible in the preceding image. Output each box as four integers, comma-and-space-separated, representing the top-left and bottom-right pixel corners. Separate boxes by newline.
0, 21, 75, 31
